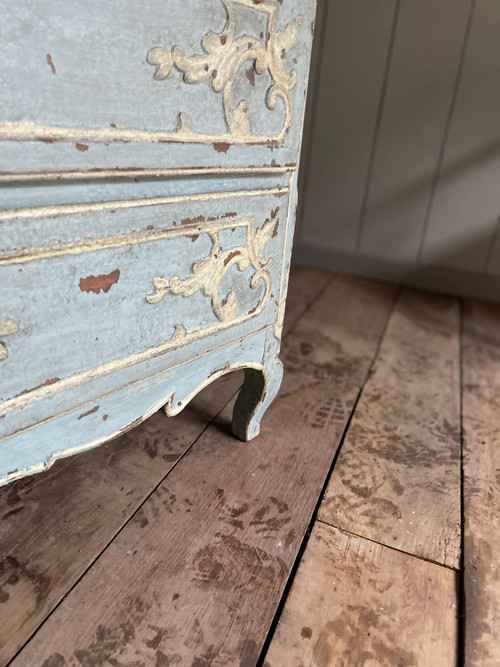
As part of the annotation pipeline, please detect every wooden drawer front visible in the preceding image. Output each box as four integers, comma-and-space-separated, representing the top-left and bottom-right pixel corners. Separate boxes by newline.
0, 186, 291, 439
0, 0, 316, 177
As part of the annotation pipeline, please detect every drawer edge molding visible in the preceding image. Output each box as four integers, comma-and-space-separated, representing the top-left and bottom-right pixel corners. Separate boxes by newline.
0, 164, 296, 184
0, 185, 289, 225
0, 322, 238, 420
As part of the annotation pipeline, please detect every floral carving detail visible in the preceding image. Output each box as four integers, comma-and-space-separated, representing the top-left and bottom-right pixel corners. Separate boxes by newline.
146, 216, 277, 325
147, 0, 304, 143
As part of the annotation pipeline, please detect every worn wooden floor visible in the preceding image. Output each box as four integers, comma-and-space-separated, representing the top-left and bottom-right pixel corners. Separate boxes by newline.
1, 267, 499, 666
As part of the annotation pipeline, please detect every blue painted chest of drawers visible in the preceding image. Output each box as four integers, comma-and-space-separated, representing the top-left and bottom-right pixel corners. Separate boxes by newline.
0, 0, 317, 485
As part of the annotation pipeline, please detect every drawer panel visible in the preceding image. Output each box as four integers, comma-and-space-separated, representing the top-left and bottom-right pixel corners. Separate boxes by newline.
0, 185, 292, 438
0, 0, 316, 176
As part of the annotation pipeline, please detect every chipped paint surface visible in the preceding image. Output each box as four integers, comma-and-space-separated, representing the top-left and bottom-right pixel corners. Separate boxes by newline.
146, 0, 303, 145
77, 405, 99, 420
0, 0, 317, 176
0, 189, 291, 426
79, 269, 120, 294
0, 178, 301, 484
0, 327, 282, 485
2, 2, 304, 148
45, 53, 56, 74
0, 0, 318, 485
145, 214, 277, 325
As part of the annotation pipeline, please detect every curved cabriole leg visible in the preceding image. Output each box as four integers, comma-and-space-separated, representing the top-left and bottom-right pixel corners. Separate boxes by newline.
232, 357, 284, 441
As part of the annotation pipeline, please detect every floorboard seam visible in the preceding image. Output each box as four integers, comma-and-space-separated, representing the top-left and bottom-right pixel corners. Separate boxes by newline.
6, 270, 333, 666
6, 416, 219, 666
256, 285, 402, 666
457, 298, 466, 666
315, 518, 459, 572
285, 273, 338, 339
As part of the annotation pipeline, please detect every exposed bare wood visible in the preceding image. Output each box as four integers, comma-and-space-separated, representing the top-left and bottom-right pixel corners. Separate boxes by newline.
319, 288, 462, 568
462, 299, 500, 666
11, 276, 396, 666
0, 266, 326, 664
264, 522, 458, 667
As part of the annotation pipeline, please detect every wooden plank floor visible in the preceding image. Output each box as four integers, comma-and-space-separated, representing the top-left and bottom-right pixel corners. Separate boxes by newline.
1, 267, 499, 666
462, 301, 500, 667
264, 523, 457, 667
0, 266, 331, 665
318, 289, 462, 568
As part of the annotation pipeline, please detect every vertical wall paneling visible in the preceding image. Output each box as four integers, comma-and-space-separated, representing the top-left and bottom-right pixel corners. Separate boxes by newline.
296, 0, 500, 300
486, 218, 500, 275
297, 0, 397, 252
422, 0, 500, 273
358, 0, 471, 262
355, 0, 401, 252
296, 0, 328, 242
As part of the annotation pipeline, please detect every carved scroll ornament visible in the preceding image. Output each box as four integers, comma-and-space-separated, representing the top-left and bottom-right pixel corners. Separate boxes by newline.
146, 215, 277, 336
147, 0, 304, 144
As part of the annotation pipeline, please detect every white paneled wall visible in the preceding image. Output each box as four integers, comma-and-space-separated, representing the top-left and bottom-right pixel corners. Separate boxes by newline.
296, 0, 500, 301
422, 0, 500, 275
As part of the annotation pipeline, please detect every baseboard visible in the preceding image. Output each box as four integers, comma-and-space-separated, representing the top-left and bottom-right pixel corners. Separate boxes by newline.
293, 242, 500, 304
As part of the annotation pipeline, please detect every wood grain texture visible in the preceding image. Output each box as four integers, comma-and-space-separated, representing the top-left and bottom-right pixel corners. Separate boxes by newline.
264, 522, 458, 667
359, 0, 471, 262
0, 266, 326, 664
11, 276, 396, 666
0, 374, 241, 666
319, 289, 462, 568
462, 299, 500, 666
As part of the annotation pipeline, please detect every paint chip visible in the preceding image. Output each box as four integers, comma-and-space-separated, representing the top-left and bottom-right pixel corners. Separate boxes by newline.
213, 142, 230, 153
78, 405, 99, 420
246, 67, 256, 86
46, 54, 56, 74
79, 269, 120, 294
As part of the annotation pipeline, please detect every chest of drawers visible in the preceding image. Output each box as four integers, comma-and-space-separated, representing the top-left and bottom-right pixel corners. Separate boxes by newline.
0, 0, 317, 485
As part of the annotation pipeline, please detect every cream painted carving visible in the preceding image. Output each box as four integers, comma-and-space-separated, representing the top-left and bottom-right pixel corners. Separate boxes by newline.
146, 215, 276, 326
0, 2, 304, 146
0, 319, 18, 361
147, 0, 304, 144
0, 192, 288, 422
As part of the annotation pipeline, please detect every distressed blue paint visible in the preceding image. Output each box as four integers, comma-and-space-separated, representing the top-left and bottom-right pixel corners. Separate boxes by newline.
0, 0, 317, 174
0, 0, 317, 485
2, 328, 281, 480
